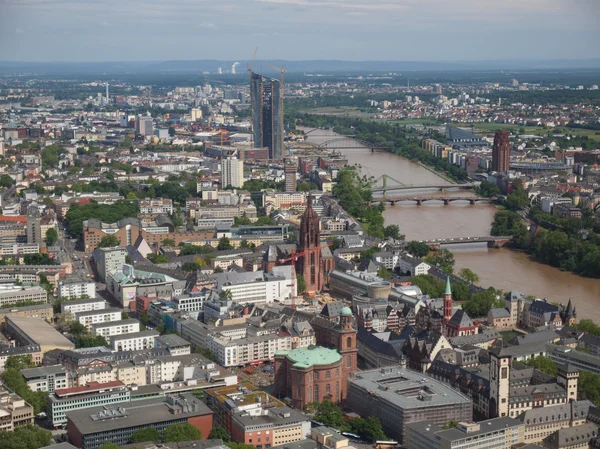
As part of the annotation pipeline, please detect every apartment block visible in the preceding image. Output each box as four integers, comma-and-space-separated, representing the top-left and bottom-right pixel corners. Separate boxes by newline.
61, 298, 107, 315
21, 365, 69, 393
0, 285, 48, 308
57, 279, 96, 300
48, 380, 130, 428
109, 330, 159, 352
0, 386, 34, 431
90, 319, 141, 338
75, 308, 122, 328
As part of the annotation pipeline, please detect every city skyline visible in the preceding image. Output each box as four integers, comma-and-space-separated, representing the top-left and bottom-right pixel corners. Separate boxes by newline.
1, 0, 599, 62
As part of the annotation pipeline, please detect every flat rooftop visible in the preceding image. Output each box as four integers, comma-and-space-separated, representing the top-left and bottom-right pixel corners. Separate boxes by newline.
348, 366, 472, 409
110, 330, 160, 341
21, 364, 66, 379
76, 307, 122, 318
6, 316, 74, 349
66, 393, 212, 435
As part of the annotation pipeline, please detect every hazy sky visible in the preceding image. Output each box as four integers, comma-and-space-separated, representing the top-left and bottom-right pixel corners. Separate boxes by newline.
1, 0, 599, 62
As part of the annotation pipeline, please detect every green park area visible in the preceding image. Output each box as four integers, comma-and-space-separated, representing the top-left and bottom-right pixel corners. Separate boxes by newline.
466, 122, 600, 142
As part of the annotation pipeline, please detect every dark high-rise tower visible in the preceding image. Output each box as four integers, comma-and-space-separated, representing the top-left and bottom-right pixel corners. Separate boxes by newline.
250, 73, 283, 160
492, 130, 510, 172
297, 194, 322, 292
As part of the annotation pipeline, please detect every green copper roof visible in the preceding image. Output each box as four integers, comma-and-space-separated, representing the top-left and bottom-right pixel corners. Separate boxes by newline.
340, 306, 352, 316
284, 345, 341, 368
445, 276, 452, 295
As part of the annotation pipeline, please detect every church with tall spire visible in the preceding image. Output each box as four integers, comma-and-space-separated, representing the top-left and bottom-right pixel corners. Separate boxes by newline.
443, 276, 479, 337
263, 194, 335, 293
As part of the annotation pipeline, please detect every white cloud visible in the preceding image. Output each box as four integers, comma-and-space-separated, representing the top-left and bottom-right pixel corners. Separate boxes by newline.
198, 22, 217, 29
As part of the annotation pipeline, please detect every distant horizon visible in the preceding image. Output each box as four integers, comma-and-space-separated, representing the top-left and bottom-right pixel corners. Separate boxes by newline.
1, 1, 598, 63
2, 57, 600, 65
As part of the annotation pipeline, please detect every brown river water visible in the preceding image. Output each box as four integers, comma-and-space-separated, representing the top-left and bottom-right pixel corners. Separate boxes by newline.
304, 128, 600, 322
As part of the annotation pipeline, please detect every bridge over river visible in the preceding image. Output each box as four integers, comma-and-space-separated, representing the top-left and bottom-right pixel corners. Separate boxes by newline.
422, 236, 513, 250
372, 196, 495, 206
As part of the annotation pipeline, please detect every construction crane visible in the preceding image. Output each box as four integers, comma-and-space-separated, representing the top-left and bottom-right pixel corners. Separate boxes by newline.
247, 47, 259, 78
277, 242, 333, 309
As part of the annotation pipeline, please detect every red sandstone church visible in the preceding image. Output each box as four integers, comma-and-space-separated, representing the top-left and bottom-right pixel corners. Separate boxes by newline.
263, 194, 335, 292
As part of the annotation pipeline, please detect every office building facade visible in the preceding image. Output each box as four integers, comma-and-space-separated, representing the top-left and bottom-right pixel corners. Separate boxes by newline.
492, 130, 510, 172
251, 73, 283, 160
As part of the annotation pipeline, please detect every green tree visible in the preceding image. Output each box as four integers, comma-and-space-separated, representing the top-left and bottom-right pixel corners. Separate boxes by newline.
131, 427, 160, 443
0, 425, 52, 449
576, 319, 600, 336
45, 228, 58, 246
4, 354, 35, 370
1, 368, 48, 414
477, 180, 500, 197
161, 239, 175, 246
451, 282, 470, 301
182, 262, 201, 272
217, 237, 233, 250
168, 126, 176, 137
411, 275, 445, 297
459, 268, 479, 284
208, 426, 231, 442
377, 266, 391, 279
311, 399, 349, 431
505, 179, 529, 211
126, 191, 138, 200
297, 274, 307, 294
349, 416, 386, 443
525, 355, 557, 376
425, 249, 455, 274
163, 423, 202, 443
383, 224, 404, 240
579, 370, 600, 406
97, 235, 121, 248
0, 174, 15, 188
147, 253, 169, 264
407, 241, 430, 258
462, 287, 504, 317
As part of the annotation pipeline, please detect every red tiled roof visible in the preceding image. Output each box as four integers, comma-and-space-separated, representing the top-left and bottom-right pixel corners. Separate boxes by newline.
0, 216, 27, 223
54, 380, 124, 397
77, 198, 92, 205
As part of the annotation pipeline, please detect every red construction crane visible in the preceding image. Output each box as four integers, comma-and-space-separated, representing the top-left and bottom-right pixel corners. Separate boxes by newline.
278, 242, 332, 309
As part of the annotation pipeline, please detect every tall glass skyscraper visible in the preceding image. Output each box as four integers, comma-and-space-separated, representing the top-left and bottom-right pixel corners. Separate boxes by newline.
250, 73, 283, 160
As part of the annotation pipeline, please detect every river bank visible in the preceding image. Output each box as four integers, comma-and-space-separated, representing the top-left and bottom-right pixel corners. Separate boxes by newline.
303, 127, 600, 322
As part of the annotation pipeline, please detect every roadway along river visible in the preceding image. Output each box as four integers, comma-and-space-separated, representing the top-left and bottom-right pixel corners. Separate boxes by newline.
304, 128, 600, 321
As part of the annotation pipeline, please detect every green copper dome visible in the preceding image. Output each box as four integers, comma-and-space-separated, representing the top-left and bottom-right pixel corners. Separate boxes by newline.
284, 345, 342, 368
340, 306, 352, 316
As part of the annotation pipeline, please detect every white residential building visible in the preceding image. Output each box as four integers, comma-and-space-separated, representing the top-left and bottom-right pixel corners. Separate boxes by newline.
61, 298, 107, 315
221, 157, 244, 189
75, 307, 121, 328
212, 267, 295, 305
57, 279, 96, 300
90, 319, 141, 338
93, 247, 127, 283
110, 330, 159, 351
139, 198, 173, 215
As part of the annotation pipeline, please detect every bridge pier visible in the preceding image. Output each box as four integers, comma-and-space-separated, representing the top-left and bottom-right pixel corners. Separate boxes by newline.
443, 199, 449, 205
390, 200, 395, 206
416, 199, 422, 206
488, 239, 510, 248
469, 199, 475, 205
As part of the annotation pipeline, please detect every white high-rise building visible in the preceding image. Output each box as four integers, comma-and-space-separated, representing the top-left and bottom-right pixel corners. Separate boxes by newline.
221, 157, 244, 189
191, 108, 202, 121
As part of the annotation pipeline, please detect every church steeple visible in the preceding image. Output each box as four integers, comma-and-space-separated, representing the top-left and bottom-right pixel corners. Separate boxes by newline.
443, 276, 453, 324
298, 192, 322, 292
